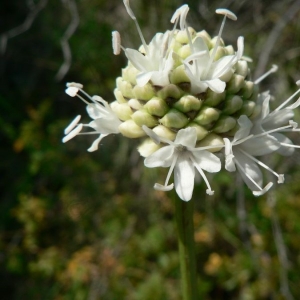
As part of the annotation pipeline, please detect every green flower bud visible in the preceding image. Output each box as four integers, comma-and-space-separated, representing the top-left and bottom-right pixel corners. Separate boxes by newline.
224, 45, 234, 55
235, 60, 248, 77
114, 88, 126, 103
138, 139, 161, 157
188, 122, 208, 141
117, 77, 134, 98
248, 83, 259, 101
133, 83, 155, 101
239, 100, 256, 117
159, 108, 189, 128
132, 109, 158, 127
170, 65, 190, 85
196, 30, 211, 48
110, 101, 133, 121
250, 104, 262, 119
122, 65, 139, 85
210, 36, 225, 49
170, 39, 182, 55
223, 95, 243, 115
205, 89, 226, 106
119, 120, 145, 138
197, 133, 224, 152
219, 68, 234, 82
227, 74, 245, 94
153, 125, 176, 140
157, 84, 183, 102
128, 99, 143, 110
213, 116, 237, 133
178, 44, 192, 59
240, 80, 254, 99
175, 27, 196, 44
173, 95, 202, 113
144, 97, 169, 117
209, 46, 226, 61
194, 106, 221, 125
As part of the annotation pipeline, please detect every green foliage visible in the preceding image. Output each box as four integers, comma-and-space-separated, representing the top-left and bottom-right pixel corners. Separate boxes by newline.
1, 0, 300, 299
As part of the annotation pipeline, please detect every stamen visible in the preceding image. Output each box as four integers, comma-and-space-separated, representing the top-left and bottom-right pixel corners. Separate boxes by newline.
170, 4, 189, 30
190, 156, 214, 195
239, 149, 285, 183
154, 183, 174, 191
275, 87, 300, 111
234, 157, 266, 191
123, 0, 149, 55
64, 115, 81, 134
164, 152, 179, 186
280, 143, 300, 148
142, 125, 161, 144
203, 8, 236, 79
251, 124, 293, 139
66, 82, 83, 89
254, 64, 278, 84
112, 31, 121, 55
289, 120, 298, 129
62, 123, 83, 143
252, 182, 273, 196
65, 87, 79, 97
212, 36, 244, 79
215, 8, 237, 21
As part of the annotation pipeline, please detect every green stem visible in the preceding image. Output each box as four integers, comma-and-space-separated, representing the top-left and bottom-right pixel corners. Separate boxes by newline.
174, 196, 198, 300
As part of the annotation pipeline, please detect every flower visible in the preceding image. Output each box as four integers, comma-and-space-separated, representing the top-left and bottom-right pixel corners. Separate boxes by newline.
182, 8, 244, 94
223, 115, 284, 196
63, 83, 122, 152
251, 83, 300, 156
125, 32, 174, 87
118, 0, 174, 87
143, 126, 222, 201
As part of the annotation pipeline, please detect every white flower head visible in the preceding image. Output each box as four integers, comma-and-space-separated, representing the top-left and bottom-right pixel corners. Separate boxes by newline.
143, 126, 222, 201
63, 83, 122, 152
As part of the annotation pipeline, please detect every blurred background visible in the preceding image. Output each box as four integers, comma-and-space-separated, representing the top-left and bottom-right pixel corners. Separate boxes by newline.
1, 0, 300, 299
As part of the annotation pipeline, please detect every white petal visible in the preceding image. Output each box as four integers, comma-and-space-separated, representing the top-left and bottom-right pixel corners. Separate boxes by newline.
86, 103, 110, 119
174, 154, 195, 201
204, 79, 226, 93
142, 125, 161, 144
87, 134, 107, 152
125, 48, 151, 71
174, 127, 197, 147
89, 117, 121, 134
191, 150, 221, 173
154, 183, 174, 191
149, 71, 171, 87
136, 72, 153, 87
241, 135, 280, 156
234, 150, 263, 191
234, 115, 253, 141
144, 145, 174, 168
264, 109, 294, 129
271, 133, 295, 156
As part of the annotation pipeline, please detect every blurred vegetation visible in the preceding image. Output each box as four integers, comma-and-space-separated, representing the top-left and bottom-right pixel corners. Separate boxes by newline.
1, 0, 300, 299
